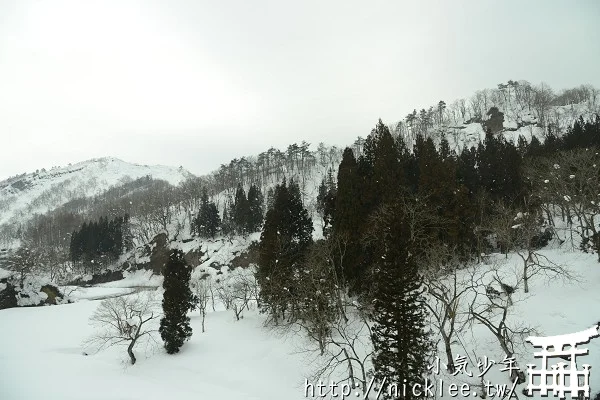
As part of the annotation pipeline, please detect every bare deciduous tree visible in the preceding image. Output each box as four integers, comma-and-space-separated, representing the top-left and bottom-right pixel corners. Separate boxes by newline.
422, 243, 474, 373
229, 268, 258, 321
5, 243, 42, 288
510, 207, 577, 293
486, 201, 576, 293
84, 291, 160, 365
467, 265, 535, 384
299, 304, 374, 397
190, 272, 211, 332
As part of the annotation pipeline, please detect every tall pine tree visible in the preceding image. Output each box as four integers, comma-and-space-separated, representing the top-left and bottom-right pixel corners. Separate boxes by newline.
257, 178, 313, 323
247, 184, 264, 232
316, 169, 336, 237
233, 184, 250, 235
159, 249, 194, 354
195, 190, 221, 238
369, 200, 433, 399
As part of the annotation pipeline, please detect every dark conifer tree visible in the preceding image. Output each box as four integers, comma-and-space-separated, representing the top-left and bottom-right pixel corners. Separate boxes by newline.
525, 136, 543, 158
247, 184, 264, 232
69, 216, 127, 268
287, 179, 313, 248
316, 169, 336, 237
371, 121, 402, 202
333, 149, 361, 236
159, 249, 194, 354
348, 120, 407, 293
457, 146, 479, 195
369, 200, 433, 399
122, 214, 134, 252
204, 203, 221, 238
414, 136, 475, 248
221, 199, 235, 236
359, 119, 402, 211
477, 129, 523, 203
332, 148, 365, 289
233, 184, 250, 235
195, 190, 221, 238
257, 178, 313, 322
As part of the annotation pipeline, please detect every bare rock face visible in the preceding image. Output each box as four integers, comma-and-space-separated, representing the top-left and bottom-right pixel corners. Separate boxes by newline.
0, 277, 17, 310
149, 233, 169, 275
0, 276, 65, 310
484, 106, 505, 134
230, 241, 259, 269
69, 270, 124, 286
139, 234, 205, 275
183, 248, 204, 269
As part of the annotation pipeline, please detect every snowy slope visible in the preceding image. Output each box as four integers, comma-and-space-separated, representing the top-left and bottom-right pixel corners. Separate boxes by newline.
0, 243, 599, 400
0, 157, 194, 226
396, 91, 599, 154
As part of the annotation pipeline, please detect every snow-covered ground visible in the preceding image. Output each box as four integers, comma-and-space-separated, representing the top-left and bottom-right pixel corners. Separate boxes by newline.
1, 242, 599, 400
0, 290, 313, 400
95, 270, 164, 289
65, 286, 136, 301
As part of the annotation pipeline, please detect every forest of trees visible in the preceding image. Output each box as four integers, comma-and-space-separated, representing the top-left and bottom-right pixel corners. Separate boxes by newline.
69, 215, 132, 274
252, 114, 600, 395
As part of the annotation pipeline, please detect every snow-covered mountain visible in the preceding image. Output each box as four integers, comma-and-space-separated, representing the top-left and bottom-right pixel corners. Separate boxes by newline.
389, 86, 600, 154
1, 82, 600, 400
0, 157, 194, 227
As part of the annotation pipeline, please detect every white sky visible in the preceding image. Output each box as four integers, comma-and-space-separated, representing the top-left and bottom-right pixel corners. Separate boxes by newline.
1, 0, 599, 180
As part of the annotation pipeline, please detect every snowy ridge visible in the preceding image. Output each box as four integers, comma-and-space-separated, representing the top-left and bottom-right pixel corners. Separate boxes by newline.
0, 157, 194, 226
392, 86, 600, 154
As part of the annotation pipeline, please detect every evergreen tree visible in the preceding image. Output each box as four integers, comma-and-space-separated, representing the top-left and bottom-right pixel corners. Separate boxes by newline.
415, 136, 475, 248
195, 190, 221, 238
69, 215, 127, 270
525, 136, 544, 158
477, 129, 523, 203
316, 169, 336, 237
159, 249, 194, 354
257, 178, 313, 322
359, 119, 402, 210
336, 120, 407, 293
204, 203, 221, 238
287, 179, 313, 247
369, 200, 433, 399
232, 184, 250, 235
333, 148, 361, 237
457, 146, 479, 195
220, 198, 235, 236
247, 184, 264, 232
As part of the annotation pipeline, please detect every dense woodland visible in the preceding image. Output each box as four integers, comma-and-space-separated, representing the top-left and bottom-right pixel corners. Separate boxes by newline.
252, 115, 599, 396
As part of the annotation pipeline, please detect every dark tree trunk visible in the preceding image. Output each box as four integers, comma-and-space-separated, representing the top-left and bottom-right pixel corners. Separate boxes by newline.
128, 340, 137, 365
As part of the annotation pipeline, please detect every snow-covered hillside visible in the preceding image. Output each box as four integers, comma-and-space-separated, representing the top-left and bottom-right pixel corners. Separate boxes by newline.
1, 240, 599, 400
441, 102, 598, 153
0, 157, 194, 226
390, 84, 600, 154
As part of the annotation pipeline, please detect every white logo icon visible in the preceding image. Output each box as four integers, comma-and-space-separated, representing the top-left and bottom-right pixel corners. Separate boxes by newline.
526, 324, 600, 399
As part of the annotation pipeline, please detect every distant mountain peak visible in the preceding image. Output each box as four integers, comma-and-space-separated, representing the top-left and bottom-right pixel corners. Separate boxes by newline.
0, 157, 194, 227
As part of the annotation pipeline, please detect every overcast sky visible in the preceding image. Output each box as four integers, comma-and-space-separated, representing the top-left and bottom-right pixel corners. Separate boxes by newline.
1, 0, 599, 180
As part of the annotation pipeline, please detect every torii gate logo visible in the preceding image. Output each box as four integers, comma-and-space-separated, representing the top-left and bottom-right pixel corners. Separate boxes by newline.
526, 324, 600, 399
